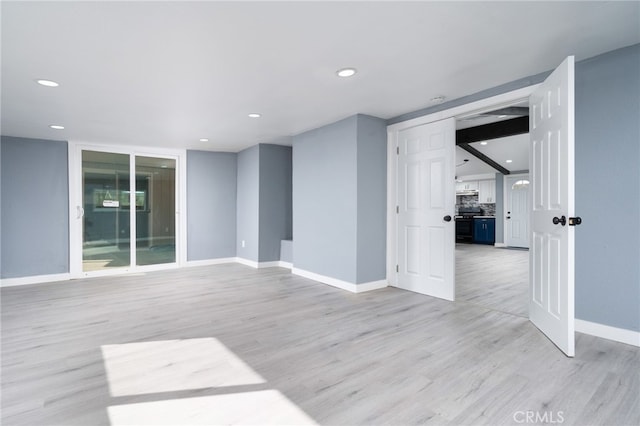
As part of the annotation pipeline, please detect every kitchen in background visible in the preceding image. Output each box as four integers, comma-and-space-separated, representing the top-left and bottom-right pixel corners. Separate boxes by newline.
455, 178, 496, 244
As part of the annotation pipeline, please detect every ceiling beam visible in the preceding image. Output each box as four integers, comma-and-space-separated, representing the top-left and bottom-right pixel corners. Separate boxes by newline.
458, 143, 511, 175
456, 116, 529, 145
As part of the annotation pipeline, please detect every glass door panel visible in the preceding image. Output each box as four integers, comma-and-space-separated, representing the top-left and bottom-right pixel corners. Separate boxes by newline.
135, 156, 176, 266
82, 151, 131, 272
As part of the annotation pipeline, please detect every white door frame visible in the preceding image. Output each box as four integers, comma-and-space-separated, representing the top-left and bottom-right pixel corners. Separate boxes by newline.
387, 85, 539, 286
68, 142, 187, 278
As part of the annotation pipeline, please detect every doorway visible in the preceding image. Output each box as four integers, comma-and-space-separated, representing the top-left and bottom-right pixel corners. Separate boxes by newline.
388, 56, 576, 356
505, 174, 530, 248
73, 147, 182, 276
454, 126, 530, 317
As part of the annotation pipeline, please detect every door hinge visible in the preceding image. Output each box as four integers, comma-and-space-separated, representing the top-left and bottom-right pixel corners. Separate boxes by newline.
396, 205, 399, 214
396, 264, 399, 273
396, 146, 399, 155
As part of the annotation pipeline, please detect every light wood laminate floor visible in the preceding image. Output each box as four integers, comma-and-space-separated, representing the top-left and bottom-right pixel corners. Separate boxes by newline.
2, 264, 639, 425
456, 243, 528, 318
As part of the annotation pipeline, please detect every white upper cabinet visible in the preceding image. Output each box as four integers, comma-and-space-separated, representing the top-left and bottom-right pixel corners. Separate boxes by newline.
455, 181, 478, 193
478, 179, 496, 203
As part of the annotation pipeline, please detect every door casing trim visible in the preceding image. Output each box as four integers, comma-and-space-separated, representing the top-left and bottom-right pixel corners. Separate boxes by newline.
68, 142, 187, 279
387, 84, 540, 288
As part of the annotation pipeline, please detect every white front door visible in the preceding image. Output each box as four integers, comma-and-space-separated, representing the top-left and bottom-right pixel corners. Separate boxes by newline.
395, 118, 456, 300
505, 174, 530, 248
529, 56, 576, 357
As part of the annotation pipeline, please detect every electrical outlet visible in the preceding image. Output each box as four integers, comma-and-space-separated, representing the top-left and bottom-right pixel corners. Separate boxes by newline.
241, 240, 245, 248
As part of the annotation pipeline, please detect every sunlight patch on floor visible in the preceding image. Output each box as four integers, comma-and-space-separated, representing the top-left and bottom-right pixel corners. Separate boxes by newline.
101, 338, 266, 397
107, 390, 318, 425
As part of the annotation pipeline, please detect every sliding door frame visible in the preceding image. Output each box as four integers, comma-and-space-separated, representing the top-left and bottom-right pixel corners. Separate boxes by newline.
69, 142, 187, 278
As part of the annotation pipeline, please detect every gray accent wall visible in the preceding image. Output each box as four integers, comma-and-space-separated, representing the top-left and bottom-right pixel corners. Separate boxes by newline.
236, 144, 292, 263
574, 44, 639, 332
293, 114, 386, 284
236, 145, 260, 262
186, 150, 237, 260
280, 240, 293, 263
258, 144, 292, 262
356, 115, 388, 283
293, 116, 358, 282
1, 136, 69, 278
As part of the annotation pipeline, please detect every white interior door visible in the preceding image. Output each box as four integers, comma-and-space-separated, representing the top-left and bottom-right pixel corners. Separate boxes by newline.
505, 174, 530, 248
396, 118, 456, 300
529, 56, 575, 357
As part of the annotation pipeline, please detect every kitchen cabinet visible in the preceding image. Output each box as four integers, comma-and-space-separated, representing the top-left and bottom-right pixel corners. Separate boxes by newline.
456, 180, 478, 193
478, 179, 496, 203
473, 217, 495, 244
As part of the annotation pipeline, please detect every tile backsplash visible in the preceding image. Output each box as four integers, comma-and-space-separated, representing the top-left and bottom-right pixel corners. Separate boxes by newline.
456, 194, 496, 216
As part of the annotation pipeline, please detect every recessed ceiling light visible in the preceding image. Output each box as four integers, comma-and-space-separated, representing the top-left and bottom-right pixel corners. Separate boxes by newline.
506, 159, 513, 163
248, 113, 261, 118
480, 141, 488, 145
49, 124, 65, 130
336, 68, 357, 78
199, 138, 209, 142
36, 79, 59, 87
430, 96, 446, 104
498, 115, 508, 118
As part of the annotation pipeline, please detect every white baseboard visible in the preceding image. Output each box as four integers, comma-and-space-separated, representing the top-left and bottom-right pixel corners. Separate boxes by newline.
1, 258, 292, 287
255, 261, 281, 268
0, 273, 72, 288
234, 258, 291, 269
234, 257, 260, 268
575, 319, 640, 347
184, 257, 237, 267
292, 268, 388, 293
494, 242, 507, 248
277, 261, 293, 269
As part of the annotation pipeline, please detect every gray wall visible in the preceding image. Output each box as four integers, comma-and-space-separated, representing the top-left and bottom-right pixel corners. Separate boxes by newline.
293, 115, 359, 282
258, 144, 292, 262
186, 150, 237, 260
293, 114, 387, 284
574, 44, 639, 332
389, 43, 640, 332
1, 136, 69, 278
356, 115, 388, 283
280, 240, 293, 263
236, 145, 260, 262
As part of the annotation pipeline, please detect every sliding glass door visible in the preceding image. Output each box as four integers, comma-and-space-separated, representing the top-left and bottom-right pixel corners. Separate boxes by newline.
135, 156, 176, 266
81, 151, 176, 273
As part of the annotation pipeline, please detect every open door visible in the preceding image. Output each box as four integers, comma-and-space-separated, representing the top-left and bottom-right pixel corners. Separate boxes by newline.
529, 56, 576, 357
396, 118, 456, 300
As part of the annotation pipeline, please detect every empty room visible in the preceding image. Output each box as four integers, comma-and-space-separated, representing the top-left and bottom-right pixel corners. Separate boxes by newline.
1, 2, 639, 425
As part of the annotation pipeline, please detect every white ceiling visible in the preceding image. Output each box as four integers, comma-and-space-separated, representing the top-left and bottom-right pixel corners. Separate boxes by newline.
455, 133, 530, 179
2, 1, 639, 152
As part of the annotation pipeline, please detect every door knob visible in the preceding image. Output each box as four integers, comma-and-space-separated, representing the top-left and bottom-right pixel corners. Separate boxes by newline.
443, 215, 452, 222
552, 215, 567, 226
569, 217, 582, 226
